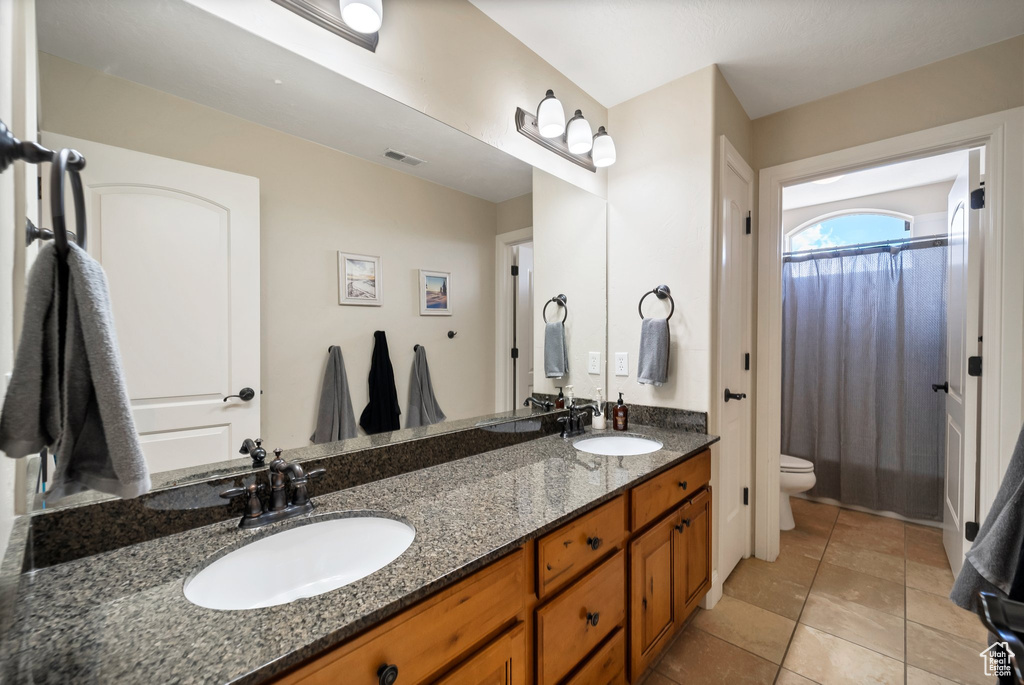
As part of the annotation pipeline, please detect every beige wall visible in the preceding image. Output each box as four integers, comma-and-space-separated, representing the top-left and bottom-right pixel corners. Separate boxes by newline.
497, 193, 533, 235
532, 169, 607, 401
607, 66, 716, 412
753, 36, 1024, 170
188, 0, 608, 197
39, 54, 501, 449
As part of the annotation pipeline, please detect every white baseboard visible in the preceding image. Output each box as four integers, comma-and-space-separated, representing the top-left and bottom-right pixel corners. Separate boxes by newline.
701, 570, 722, 610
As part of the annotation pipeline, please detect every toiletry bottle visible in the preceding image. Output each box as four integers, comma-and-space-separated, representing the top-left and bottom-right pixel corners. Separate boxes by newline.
555, 387, 565, 409
593, 388, 607, 430
613, 392, 629, 432
565, 385, 574, 406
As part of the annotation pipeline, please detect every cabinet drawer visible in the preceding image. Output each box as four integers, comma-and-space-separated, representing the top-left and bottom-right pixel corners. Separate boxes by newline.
565, 628, 626, 685
630, 451, 710, 531
536, 496, 626, 599
434, 623, 527, 685
536, 550, 626, 685
277, 549, 525, 685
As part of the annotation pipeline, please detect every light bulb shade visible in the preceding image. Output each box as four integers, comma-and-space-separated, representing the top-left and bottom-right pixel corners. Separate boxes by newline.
592, 126, 616, 167
536, 90, 565, 139
566, 110, 593, 155
340, 0, 383, 34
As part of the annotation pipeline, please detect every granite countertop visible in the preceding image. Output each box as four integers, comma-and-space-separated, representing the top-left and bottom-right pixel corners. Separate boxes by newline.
1, 424, 718, 684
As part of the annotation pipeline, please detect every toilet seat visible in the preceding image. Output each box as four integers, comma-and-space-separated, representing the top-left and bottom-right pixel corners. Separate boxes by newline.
780, 454, 814, 473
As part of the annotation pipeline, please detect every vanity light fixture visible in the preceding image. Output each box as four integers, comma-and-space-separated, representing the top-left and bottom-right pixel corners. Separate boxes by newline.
515, 90, 615, 172
271, 0, 380, 52
592, 127, 616, 168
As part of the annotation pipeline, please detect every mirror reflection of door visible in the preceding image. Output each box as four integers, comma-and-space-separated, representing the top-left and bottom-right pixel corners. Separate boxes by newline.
41, 133, 261, 475
514, 242, 534, 407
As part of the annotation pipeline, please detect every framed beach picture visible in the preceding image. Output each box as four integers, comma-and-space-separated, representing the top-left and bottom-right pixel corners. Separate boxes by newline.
419, 269, 452, 316
338, 252, 382, 306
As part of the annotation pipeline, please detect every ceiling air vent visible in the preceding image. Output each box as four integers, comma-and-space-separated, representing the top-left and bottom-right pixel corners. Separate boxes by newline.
383, 149, 426, 167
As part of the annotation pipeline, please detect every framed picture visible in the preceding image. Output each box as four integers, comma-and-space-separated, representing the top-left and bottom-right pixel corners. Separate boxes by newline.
419, 269, 452, 316
338, 252, 382, 306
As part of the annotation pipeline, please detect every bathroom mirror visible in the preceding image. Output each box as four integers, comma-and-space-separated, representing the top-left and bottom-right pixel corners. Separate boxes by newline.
18, 0, 607, 512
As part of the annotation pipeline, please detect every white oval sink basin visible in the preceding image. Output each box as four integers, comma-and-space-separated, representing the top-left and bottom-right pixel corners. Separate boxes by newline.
574, 435, 663, 456
184, 516, 415, 610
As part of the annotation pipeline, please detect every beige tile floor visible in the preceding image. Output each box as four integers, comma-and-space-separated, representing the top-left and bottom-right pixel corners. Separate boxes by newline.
639, 498, 995, 685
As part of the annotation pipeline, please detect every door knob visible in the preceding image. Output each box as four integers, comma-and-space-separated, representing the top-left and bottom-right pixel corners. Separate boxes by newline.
223, 387, 256, 402
932, 381, 949, 393
724, 388, 747, 402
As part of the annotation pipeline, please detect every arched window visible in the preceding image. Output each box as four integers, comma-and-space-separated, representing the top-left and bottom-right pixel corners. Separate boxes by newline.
786, 210, 912, 252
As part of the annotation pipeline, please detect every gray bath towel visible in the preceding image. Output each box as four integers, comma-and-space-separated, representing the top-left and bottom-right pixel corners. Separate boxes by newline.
0, 243, 150, 501
638, 317, 670, 386
951, 422, 1024, 611
310, 346, 358, 444
406, 346, 446, 428
544, 321, 568, 378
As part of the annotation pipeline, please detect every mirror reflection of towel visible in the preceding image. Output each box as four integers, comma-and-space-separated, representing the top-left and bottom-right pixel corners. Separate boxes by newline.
311, 346, 357, 444
406, 346, 446, 427
359, 331, 401, 435
544, 322, 568, 378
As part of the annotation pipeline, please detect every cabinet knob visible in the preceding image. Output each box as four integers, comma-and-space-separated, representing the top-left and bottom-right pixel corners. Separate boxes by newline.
683, 518, 692, 527
679, 480, 688, 490
674, 523, 684, 533
586, 536, 602, 551
377, 664, 399, 685
586, 611, 600, 627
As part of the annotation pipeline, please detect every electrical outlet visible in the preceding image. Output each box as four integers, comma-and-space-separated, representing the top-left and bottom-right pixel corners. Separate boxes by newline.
615, 352, 629, 376
588, 352, 601, 375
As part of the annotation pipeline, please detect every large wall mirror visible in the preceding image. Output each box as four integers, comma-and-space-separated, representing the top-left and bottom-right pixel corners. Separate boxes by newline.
21, 0, 607, 512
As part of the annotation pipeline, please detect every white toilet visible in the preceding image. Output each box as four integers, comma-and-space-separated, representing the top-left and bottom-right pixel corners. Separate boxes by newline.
779, 455, 816, 531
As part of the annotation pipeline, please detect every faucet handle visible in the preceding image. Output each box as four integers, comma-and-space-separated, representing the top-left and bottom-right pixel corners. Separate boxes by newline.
307, 468, 326, 480
220, 486, 248, 501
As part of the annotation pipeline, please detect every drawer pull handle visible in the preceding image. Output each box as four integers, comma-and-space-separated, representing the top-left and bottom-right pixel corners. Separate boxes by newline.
377, 664, 399, 685
586, 536, 602, 551
679, 480, 688, 490
586, 611, 600, 627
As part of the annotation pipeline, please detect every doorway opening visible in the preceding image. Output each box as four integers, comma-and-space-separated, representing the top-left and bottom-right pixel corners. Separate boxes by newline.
495, 228, 534, 411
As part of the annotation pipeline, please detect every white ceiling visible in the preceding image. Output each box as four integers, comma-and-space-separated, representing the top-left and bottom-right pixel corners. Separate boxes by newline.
35, 0, 532, 203
783, 150, 968, 209
469, 0, 1024, 118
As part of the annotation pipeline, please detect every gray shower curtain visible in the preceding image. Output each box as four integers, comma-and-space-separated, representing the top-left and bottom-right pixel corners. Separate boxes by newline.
781, 242, 948, 521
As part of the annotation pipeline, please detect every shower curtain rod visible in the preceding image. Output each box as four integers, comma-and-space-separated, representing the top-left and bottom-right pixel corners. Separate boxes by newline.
784, 235, 948, 263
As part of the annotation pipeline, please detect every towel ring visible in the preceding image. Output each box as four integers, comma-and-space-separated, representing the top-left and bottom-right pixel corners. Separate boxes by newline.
543, 294, 568, 323
638, 285, 674, 320
50, 148, 88, 258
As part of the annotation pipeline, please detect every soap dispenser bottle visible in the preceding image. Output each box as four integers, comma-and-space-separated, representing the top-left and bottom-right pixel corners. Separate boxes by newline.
555, 387, 565, 409
613, 392, 629, 432
593, 388, 607, 430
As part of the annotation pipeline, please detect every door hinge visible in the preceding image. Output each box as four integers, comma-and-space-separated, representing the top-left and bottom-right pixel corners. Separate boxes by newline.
968, 356, 982, 377
970, 183, 985, 210
510, 265, 519, 277
966, 521, 980, 542
744, 353, 750, 371
510, 348, 519, 360
745, 211, 751, 235
37, 176, 42, 200
743, 487, 749, 506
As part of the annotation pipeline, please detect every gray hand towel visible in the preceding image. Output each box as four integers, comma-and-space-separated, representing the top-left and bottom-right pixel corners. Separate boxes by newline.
310, 345, 358, 444
406, 346, 446, 428
0, 243, 150, 501
544, 321, 568, 378
951, 422, 1024, 610
638, 317, 670, 386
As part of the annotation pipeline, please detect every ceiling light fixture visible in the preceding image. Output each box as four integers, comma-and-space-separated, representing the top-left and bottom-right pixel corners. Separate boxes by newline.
514, 90, 614, 172
340, 0, 383, 34
813, 175, 845, 185
536, 90, 566, 138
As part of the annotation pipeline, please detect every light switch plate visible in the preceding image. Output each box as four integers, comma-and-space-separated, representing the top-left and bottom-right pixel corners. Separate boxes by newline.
588, 352, 601, 375
615, 352, 629, 376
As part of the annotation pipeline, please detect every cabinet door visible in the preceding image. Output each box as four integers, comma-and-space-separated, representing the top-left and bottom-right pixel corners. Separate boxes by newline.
629, 513, 677, 680
675, 488, 712, 615
434, 623, 526, 685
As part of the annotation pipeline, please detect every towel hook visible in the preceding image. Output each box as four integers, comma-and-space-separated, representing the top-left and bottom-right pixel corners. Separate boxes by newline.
638, 285, 674, 320
542, 294, 568, 324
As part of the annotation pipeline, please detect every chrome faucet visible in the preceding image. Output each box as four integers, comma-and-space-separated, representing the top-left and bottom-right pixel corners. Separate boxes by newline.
558, 400, 597, 438
220, 448, 326, 529
523, 396, 555, 411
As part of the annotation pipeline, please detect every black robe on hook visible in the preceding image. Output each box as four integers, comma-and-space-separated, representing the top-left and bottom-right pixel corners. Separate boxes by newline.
359, 331, 401, 434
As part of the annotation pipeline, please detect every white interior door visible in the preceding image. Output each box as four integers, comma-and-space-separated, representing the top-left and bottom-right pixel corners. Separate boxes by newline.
943, 148, 982, 575
514, 242, 534, 406
41, 133, 260, 475
717, 138, 754, 584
